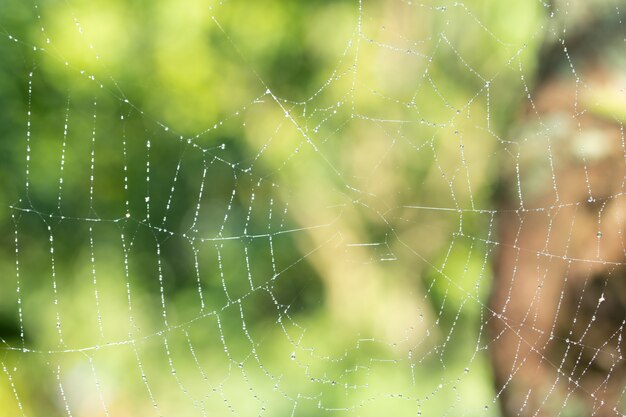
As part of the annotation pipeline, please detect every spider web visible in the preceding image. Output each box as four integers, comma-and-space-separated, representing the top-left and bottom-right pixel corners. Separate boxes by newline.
0, 0, 624, 416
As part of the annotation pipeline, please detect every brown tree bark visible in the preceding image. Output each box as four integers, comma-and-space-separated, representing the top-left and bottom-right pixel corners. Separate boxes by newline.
489, 4, 626, 416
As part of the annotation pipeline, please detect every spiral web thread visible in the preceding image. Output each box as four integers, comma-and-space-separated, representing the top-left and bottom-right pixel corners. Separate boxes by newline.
0, 0, 624, 416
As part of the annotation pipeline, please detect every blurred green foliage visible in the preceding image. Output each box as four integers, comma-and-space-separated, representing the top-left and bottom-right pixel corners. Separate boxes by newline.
0, 0, 549, 416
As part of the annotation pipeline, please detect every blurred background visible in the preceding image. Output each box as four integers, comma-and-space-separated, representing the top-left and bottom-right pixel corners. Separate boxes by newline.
0, 0, 623, 416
